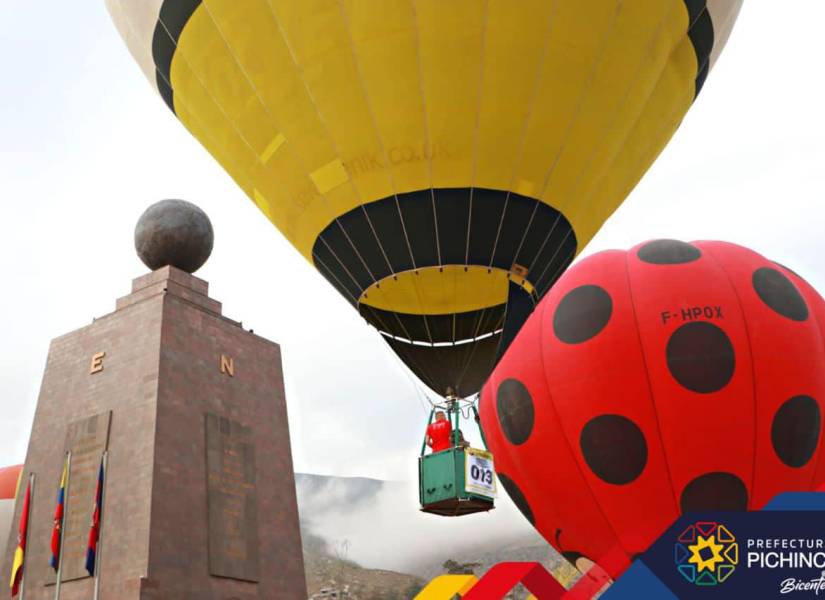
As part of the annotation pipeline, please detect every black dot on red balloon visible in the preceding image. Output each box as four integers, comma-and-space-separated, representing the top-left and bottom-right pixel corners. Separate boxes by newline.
772, 395, 821, 468
666, 322, 735, 393
580, 415, 648, 485
496, 379, 535, 446
774, 262, 802, 280
753, 267, 809, 321
497, 473, 534, 525
553, 285, 612, 344
562, 550, 584, 564
680, 472, 748, 512
637, 239, 701, 264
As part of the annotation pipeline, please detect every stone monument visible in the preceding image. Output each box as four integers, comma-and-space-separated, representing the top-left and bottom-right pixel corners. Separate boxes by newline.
3, 200, 306, 599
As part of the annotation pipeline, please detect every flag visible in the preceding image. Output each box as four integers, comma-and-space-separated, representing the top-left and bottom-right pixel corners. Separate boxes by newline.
50, 457, 68, 571
9, 478, 31, 597
84, 458, 104, 576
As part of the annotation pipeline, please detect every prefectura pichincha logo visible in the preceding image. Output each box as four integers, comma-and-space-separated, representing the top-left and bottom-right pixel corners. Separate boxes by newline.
674, 521, 739, 586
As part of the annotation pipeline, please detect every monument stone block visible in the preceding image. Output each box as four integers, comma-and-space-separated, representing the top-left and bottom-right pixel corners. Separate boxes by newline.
2, 266, 306, 599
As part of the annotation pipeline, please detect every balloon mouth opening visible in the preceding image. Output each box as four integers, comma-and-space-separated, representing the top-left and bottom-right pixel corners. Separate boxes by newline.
377, 327, 502, 347
358, 265, 535, 316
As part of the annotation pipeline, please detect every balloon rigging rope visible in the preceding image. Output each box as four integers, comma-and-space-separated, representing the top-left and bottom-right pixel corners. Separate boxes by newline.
430, 190, 443, 268
451, 294, 489, 386
453, 0, 559, 370
316, 246, 441, 407
409, 0, 442, 283
511, 202, 541, 271
335, 0, 438, 343
201, 0, 425, 353
351, 205, 434, 348
333, 221, 378, 284
469, 0, 490, 253
537, 248, 576, 298
533, 230, 575, 293
487, 0, 558, 282
464, 190, 474, 266
527, 213, 563, 285
316, 237, 366, 295
460, 404, 471, 421
314, 256, 439, 392
535, 0, 672, 291
488, 1, 625, 311
322, 221, 433, 349
384, 337, 436, 416
536, 2, 622, 210
194, 0, 404, 344
456, 308, 493, 387
513, 0, 634, 299
390, 199, 436, 343
560, 1, 676, 238
391, 197, 420, 276
358, 206, 395, 276
536, 3, 679, 270
462, 0, 491, 349
200, 0, 375, 300
399, 344, 444, 400
487, 197, 510, 271
314, 253, 419, 366
333, 217, 436, 349
311, 253, 360, 304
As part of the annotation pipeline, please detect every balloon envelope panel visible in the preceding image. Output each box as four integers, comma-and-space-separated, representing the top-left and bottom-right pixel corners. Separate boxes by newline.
107, 0, 741, 395
0, 465, 22, 552
481, 241, 825, 577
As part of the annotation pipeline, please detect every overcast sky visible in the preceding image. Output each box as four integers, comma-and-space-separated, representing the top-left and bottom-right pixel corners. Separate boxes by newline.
1, 3, 824, 490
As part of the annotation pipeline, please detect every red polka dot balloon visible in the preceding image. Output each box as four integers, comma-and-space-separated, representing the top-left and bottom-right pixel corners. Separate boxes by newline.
0, 464, 20, 500
480, 240, 825, 577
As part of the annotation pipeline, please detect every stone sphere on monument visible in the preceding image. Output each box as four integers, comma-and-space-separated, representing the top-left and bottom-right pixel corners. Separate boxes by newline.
134, 199, 213, 273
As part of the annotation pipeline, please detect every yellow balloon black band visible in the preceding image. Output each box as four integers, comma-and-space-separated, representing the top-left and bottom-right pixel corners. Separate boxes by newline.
132, 0, 730, 395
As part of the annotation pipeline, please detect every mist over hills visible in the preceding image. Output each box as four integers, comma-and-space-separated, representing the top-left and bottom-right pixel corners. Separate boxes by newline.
295, 472, 576, 589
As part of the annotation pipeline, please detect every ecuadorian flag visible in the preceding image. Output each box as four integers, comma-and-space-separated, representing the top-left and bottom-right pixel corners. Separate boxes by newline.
9, 479, 30, 598
50, 457, 68, 570
85, 459, 104, 576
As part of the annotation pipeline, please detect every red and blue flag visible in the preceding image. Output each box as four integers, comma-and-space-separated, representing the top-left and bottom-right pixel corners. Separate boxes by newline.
9, 478, 30, 598
50, 457, 68, 571
84, 458, 104, 576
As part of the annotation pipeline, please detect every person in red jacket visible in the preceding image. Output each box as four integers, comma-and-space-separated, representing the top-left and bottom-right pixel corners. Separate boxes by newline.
426, 411, 453, 453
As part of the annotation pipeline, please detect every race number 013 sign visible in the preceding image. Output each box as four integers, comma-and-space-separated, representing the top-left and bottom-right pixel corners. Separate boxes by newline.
464, 448, 497, 497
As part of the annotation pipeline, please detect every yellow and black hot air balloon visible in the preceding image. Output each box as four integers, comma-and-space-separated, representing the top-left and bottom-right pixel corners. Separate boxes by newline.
107, 0, 741, 397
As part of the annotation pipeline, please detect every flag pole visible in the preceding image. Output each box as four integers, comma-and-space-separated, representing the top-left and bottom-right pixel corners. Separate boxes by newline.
53, 452, 71, 600
91, 451, 107, 600
19, 472, 35, 600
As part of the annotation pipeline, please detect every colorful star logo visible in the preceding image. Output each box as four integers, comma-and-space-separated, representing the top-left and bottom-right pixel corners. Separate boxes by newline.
674, 521, 738, 586
688, 535, 724, 573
